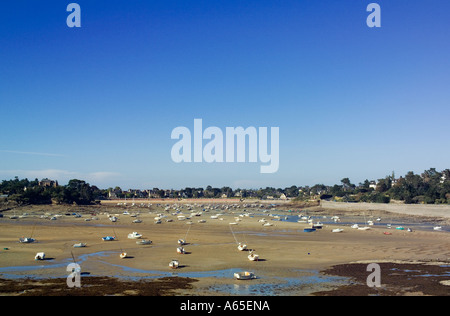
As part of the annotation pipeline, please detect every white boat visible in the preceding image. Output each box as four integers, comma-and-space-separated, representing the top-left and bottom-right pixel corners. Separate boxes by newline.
332, 228, 344, 233
237, 242, 247, 251
367, 220, 374, 226
178, 239, 186, 245
351, 224, 359, 229
35, 252, 45, 260
19, 237, 35, 243
136, 239, 152, 245
248, 251, 259, 261
109, 216, 118, 222
358, 226, 370, 231
177, 246, 186, 254
132, 219, 142, 223
119, 252, 128, 259
234, 271, 256, 280
169, 259, 179, 269
127, 232, 142, 239
73, 243, 87, 248
433, 226, 443, 231
262, 222, 273, 227
312, 222, 323, 229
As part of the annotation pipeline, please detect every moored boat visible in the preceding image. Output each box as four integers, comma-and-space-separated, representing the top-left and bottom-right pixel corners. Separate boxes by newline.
19, 237, 35, 243
234, 271, 256, 280
35, 252, 45, 260
237, 242, 247, 251
248, 251, 259, 261
136, 239, 152, 245
128, 232, 142, 239
169, 259, 179, 269
119, 252, 128, 259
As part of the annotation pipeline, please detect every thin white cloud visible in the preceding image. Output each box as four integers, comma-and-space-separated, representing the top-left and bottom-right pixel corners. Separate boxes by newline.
0, 150, 66, 157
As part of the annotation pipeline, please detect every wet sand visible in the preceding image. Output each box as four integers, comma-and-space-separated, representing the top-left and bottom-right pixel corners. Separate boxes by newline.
0, 202, 449, 295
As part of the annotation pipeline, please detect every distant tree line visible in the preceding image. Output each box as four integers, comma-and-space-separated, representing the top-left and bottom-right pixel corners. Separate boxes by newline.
0, 177, 105, 205
1, 168, 450, 205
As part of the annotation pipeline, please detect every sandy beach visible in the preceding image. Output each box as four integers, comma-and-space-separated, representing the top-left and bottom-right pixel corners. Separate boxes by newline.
0, 200, 449, 296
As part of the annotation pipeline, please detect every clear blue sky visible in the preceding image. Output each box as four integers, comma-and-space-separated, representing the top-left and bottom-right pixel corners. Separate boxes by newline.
1, 0, 449, 190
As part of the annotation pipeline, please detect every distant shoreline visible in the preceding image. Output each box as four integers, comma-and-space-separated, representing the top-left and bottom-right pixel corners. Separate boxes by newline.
320, 200, 450, 220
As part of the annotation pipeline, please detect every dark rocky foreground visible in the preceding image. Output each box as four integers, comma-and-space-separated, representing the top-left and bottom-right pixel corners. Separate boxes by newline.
314, 261, 450, 296
0, 276, 198, 296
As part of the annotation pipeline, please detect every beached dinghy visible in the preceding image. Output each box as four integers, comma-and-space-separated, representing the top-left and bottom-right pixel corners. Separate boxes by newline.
35, 252, 45, 260
102, 236, 116, 241
19, 237, 35, 243
136, 239, 152, 245
177, 246, 186, 254
303, 228, 316, 232
127, 232, 142, 239
169, 259, 179, 269
237, 242, 247, 251
73, 243, 87, 248
234, 271, 256, 280
332, 228, 343, 233
312, 222, 323, 229
178, 239, 186, 245
119, 252, 128, 259
433, 226, 443, 231
248, 250, 259, 261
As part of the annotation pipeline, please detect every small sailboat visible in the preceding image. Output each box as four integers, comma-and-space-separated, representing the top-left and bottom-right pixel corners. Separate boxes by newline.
237, 242, 247, 251
127, 232, 142, 239
234, 271, 256, 280
177, 246, 186, 254
248, 250, 259, 261
35, 252, 45, 260
169, 259, 179, 269
119, 252, 128, 259
136, 239, 152, 245
19, 237, 36, 243
312, 222, 323, 229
